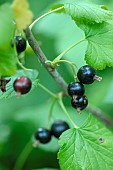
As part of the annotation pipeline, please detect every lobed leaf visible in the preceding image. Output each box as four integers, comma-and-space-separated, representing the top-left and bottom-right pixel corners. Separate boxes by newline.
64, 2, 113, 24
79, 22, 113, 70
0, 69, 38, 99
0, 4, 16, 76
58, 114, 113, 170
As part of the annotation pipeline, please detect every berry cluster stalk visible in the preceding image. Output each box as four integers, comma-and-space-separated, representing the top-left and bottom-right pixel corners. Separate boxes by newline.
13, 140, 33, 170
25, 28, 68, 95
25, 27, 113, 127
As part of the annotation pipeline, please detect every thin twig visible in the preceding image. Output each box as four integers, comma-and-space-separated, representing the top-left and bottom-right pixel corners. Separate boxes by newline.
25, 27, 68, 95
86, 105, 113, 127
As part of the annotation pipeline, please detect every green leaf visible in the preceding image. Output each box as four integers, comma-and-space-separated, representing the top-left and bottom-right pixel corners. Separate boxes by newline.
80, 22, 113, 69
58, 114, 113, 170
50, 4, 64, 13
0, 4, 16, 76
33, 168, 59, 170
64, 2, 113, 24
0, 69, 38, 99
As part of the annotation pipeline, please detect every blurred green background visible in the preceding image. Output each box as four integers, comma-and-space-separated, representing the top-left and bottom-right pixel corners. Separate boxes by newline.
1, 0, 113, 170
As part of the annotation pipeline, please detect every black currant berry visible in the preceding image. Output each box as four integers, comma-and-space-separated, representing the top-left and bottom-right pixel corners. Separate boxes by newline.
13, 76, 32, 95
51, 120, 70, 138
15, 36, 27, 53
77, 65, 102, 84
71, 95, 88, 112
67, 82, 85, 97
35, 128, 52, 144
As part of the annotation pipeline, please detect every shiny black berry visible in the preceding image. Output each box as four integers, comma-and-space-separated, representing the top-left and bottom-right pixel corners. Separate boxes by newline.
71, 95, 88, 112
15, 36, 27, 53
67, 82, 85, 97
13, 76, 32, 95
35, 128, 52, 144
51, 120, 70, 138
77, 65, 102, 84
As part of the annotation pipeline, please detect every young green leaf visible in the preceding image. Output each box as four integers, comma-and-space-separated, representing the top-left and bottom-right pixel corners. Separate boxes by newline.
0, 4, 16, 76
0, 69, 38, 99
58, 114, 113, 170
79, 22, 113, 70
64, 2, 113, 24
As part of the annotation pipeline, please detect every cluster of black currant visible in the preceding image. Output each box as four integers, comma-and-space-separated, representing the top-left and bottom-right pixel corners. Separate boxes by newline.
12, 35, 32, 95
0, 36, 27, 93
34, 120, 69, 144
68, 65, 102, 113
11, 37, 70, 145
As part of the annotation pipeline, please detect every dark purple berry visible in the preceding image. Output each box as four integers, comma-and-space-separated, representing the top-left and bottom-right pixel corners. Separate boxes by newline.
77, 65, 102, 84
13, 76, 32, 95
51, 120, 69, 138
67, 82, 85, 97
15, 36, 27, 53
71, 95, 88, 112
35, 128, 52, 144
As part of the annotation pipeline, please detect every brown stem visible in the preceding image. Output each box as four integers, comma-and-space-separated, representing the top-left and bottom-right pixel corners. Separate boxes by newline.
86, 105, 113, 127
25, 27, 68, 95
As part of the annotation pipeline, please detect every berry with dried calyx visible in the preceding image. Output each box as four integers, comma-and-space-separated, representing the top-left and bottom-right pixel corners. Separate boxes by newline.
13, 76, 32, 95
71, 95, 88, 113
77, 65, 102, 84
35, 128, 52, 144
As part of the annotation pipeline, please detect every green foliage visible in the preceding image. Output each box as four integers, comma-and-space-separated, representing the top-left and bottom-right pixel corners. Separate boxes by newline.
79, 22, 113, 69
52, 1, 113, 70
50, 4, 64, 13
0, 69, 38, 99
58, 114, 113, 170
0, 4, 16, 76
33, 169, 59, 170
64, 2, 113, 23
1, 0, 113, 170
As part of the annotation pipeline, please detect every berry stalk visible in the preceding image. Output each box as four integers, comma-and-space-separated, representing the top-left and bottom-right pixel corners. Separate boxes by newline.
37, 83, 57, 98
51, 59, 77, 80
29, 6, 64, 30
13, 140, 33, 170
53, 38, 86, 63
47, 97, 58, 127
58, 94, 78, 128
16, 57, 32, 71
